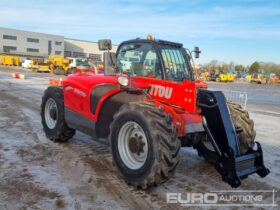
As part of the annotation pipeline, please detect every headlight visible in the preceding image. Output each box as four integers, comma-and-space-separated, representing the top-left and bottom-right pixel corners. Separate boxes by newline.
117, 76, 129, 86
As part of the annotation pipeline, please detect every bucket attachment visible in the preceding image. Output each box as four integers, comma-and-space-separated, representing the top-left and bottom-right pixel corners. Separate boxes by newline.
197, 89, 269, 187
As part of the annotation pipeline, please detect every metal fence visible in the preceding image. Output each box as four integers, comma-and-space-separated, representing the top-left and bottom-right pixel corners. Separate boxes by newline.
210, 89, 248, 109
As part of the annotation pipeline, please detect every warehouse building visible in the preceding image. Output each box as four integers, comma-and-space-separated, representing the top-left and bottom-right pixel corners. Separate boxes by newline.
0, 27, 64, 58
64, 38, 118, 61
0, 27, 117, 61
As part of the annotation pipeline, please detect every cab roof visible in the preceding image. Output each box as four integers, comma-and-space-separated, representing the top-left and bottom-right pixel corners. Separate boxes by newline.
119, 38, 183, 48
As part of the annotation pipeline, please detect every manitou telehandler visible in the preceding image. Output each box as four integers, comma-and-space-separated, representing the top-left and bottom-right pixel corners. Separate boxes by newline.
41, 36, 269, 189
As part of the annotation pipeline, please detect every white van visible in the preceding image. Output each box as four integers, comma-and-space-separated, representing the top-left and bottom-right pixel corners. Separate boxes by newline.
22, 59, 32, 69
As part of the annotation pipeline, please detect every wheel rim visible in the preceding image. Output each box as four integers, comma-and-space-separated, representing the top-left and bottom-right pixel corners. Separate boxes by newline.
118, 121, 148, 170
44, 98, 58, 129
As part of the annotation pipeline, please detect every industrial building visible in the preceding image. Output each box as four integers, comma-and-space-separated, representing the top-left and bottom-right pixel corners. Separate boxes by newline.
0, 27, 64, 58
64, 38, 118, 61
0, 27, 118, 61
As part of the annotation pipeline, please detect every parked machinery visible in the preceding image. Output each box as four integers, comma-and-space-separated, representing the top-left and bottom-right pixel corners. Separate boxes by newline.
269, 75, 280, 84
209, 71, 235, 82
30, 58, 51, 72
250, 73, 269, 84
49, 55, 70, 75
0, 55, 20, 66
29, 55, 70, 74
41, 37, 269, 189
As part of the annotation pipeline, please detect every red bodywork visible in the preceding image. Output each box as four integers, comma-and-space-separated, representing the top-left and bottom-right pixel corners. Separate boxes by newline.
63, 72, 204, 137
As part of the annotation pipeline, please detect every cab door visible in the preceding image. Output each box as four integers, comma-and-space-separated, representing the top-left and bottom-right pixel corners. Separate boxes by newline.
117, 41, 163, 80
117, 41, 196, 113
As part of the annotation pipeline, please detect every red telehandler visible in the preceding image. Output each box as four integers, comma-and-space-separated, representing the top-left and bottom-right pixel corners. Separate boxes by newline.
41, 37, 269, 189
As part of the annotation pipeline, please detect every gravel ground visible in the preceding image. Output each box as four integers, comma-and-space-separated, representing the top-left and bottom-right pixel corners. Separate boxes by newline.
0, 66, 279, 209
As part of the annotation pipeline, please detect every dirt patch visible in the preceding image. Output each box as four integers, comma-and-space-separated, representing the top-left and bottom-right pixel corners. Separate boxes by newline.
54, 197, 66, 209
16, 144, 50, 163
0, 180, 61, 204
0, 143, 3, 166
0, 169, 61, 208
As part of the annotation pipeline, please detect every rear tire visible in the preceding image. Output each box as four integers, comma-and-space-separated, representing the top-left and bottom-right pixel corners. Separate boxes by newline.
41, 86, 75, 142
67, 68, 76, 75
195, 102, 256, 163
110, 102, 180, 189
54, 68, 66, 75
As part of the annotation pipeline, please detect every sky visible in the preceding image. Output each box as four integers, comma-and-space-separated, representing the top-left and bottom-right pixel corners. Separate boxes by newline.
0, 0, 279, 65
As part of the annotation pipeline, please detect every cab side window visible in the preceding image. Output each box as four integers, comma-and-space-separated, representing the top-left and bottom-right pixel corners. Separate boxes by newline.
117, 43, 161, 78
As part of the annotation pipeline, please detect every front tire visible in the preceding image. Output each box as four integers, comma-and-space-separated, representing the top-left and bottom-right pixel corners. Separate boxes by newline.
195, 102, 256, 163
110, 102, 180, 189
41, 87, 75, 142
54, 68, 66, 75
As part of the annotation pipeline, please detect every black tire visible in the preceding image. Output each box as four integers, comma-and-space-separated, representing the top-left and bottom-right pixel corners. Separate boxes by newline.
31, 68, 38, 73
195, 102, 256, 163
109, 102, 180, 189
54, 68, 66, 75
67, 68, 75, 75
54, 68, 60, 75
41, 86, 75, 142
228, 102, 256, 153
62, 69, 68, 76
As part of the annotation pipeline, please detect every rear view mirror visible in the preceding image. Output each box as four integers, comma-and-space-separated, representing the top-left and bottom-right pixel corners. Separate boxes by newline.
194, 47, 201, 58
98, 39, 112, 51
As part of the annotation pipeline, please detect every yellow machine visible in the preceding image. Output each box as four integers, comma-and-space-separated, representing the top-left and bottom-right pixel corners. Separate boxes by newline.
200, 72, 210, 81
226, 73, 235, 82
29, 60, 36, 70
269, 76, 280, 84
211, 72, 235, 82
48, 55, 70, 75
250, 74, 280, 84
245, 74, 252, 81
215, 73, 228, 82
38, 63, 51, 72
0, 55, 13, 65
192, 66, 199, 80
29, 55, 70, 74
250, 73, 269, 84
0, 55, 20, 66
30, 59, 51, 72
13, 56, 20, 66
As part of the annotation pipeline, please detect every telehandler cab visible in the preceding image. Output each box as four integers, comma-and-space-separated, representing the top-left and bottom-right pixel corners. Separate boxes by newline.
41, 36, 269, 189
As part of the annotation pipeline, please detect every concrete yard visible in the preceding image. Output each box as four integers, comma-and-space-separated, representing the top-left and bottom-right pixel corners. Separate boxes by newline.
0, 66, 279, 209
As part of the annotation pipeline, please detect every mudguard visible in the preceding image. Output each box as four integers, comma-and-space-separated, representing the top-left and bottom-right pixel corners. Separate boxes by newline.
95, 90, 146, 138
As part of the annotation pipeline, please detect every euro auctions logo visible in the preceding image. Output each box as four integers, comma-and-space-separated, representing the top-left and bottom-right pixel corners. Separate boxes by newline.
167, 192, 218, 205
166, 190, 277, 207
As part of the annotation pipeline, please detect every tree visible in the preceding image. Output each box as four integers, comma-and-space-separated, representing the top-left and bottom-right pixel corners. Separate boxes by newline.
209, 59, 218, 66
249, 61, 260, 74
245, 65, 250, 72
221, 63, 229, 73
235, 65, 244, 72
207, 60, 218, 70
